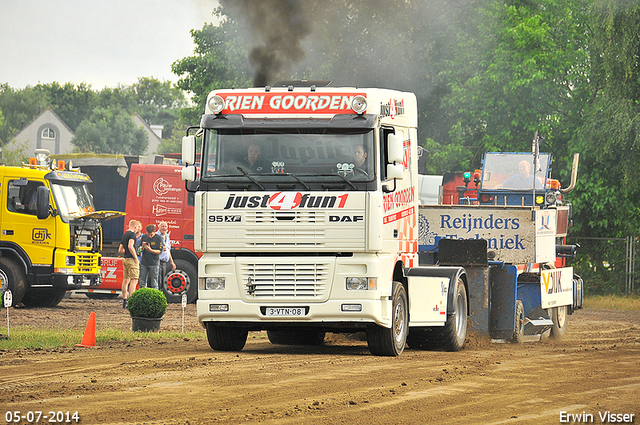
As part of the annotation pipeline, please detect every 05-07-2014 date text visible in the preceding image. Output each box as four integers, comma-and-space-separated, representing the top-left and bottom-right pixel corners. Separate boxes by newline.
5, 411, 80, 424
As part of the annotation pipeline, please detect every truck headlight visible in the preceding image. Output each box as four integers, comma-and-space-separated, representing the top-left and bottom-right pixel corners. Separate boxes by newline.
208, 95, 225, 114
351, 95, 367, 114
346, 277, 377, 290
66, 256, 75, 266
55, 268, 73, 274
202, 277, 225, 290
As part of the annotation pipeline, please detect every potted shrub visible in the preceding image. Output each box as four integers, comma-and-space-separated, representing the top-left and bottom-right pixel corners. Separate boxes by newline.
127, 288, 167, 332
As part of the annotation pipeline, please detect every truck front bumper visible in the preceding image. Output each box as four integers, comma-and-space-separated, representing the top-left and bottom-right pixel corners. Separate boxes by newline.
197, 298, 391, 330
53, 273, 101, 289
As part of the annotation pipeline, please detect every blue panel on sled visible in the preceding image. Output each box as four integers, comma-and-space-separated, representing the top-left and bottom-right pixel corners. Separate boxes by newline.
517, 282, 542, 316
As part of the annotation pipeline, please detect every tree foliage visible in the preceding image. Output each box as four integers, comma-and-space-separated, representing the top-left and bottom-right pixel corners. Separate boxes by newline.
72, 106, 148, 155
569, 0, 640, 237
172, 8, 252, 125
440, 0, 590, 166
0, 77, 186, 155
3, 0, 640, 239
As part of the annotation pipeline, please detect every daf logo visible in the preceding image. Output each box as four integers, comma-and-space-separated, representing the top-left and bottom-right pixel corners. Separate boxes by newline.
329, 215, 364, 223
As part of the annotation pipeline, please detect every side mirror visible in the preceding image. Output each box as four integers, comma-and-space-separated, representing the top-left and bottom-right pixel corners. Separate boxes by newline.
36, 186, 50, 220
182, 166, 196, 183
387, 163, 404, 180
387, 133, 404, 164
182, 135, 196, 166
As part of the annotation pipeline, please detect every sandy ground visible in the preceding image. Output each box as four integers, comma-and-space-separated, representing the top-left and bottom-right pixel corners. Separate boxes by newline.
1, 295, 639, 425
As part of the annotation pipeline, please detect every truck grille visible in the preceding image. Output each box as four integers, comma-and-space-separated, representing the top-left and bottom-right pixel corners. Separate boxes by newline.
77, 254, 98, 272
243, 211, 326, 247
239, 261, 330, 299
245, 228, 326, 246
245, 211, 326, 224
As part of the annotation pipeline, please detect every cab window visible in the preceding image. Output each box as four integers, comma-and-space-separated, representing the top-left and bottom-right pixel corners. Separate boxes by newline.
7, 180, 44, 215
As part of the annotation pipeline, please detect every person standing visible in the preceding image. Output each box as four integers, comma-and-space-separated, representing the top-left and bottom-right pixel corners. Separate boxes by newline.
119, 219, 142, 308
139, 224, 164, 290
158, 221, 176, 289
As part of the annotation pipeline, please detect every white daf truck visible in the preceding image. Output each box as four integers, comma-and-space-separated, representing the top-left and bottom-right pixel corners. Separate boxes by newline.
181, 81, 580, 356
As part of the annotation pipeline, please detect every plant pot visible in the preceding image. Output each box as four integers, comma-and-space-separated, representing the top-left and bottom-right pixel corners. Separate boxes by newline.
131, 316, 163, 332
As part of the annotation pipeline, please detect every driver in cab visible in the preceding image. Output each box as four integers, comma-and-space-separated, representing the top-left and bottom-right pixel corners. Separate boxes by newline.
241, 142, 270, 173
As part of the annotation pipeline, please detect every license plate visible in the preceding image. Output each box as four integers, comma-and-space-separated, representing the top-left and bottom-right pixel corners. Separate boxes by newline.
265, 307, 305, 317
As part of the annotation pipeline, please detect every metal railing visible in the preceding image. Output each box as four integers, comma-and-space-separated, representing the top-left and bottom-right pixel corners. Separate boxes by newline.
566, 236, 637, 295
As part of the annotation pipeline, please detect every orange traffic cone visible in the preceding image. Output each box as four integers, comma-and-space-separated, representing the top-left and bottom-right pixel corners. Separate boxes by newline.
75, 312, 97, 348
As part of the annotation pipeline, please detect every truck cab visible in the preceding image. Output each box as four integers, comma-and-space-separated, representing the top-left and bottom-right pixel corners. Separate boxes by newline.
0, 152, 119, 306
183, 83, 469, 356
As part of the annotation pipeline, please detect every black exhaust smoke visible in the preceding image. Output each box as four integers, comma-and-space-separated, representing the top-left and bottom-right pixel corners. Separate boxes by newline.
220, 0, 312, 86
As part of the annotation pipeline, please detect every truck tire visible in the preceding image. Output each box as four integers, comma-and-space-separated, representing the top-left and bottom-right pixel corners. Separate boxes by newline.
22, 288, 67, 307
366, 281, 408, 356
161, 259, 197, 304
267, 330, 326, 346
206, 323, 248, 351
0, 257, 27, 305
510, 300, 525, 343
407, 280, 467, 351
550, 305, 568, 340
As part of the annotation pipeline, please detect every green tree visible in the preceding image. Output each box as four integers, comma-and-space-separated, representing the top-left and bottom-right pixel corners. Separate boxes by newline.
439, 0, 590, 172
172, 8, 252, 125
33, 82, 98, 131
72, 106, 148, 155
131, 77, 187, 142
0, 84, 47, 146
569, 0, 640, 237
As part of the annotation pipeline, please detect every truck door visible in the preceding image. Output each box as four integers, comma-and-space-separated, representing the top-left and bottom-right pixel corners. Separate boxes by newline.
1, 178, 56, 266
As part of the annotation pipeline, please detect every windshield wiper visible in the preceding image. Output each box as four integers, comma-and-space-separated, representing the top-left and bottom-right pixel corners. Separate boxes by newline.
317, 173, 357, 190
287, 173, 311, 190
236, 166, 265, 190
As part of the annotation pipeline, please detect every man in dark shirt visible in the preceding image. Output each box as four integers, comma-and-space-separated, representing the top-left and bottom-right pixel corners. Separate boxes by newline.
139, 224, 164, 290
119, 220, 141, 308
241, 142, 270, 173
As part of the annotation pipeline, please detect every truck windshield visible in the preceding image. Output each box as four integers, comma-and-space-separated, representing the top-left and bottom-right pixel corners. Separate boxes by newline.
481, 153, 550, 191
50, 182, 95, 222
201, 128, 375, 183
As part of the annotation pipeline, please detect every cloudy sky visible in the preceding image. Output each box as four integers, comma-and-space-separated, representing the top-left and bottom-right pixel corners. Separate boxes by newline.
0, 0, 219, 89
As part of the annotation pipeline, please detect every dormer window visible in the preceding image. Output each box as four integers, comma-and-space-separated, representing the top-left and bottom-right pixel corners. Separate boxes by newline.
42, 127, 56, 139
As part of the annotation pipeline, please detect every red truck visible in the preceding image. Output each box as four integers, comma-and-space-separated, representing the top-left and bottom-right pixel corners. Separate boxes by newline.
56, 155, 199, 303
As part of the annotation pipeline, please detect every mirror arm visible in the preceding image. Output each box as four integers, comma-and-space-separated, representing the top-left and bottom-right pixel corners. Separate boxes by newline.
383, 178, 397, 193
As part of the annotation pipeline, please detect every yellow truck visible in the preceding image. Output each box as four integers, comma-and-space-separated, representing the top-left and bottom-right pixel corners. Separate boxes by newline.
0, 150, 119, 307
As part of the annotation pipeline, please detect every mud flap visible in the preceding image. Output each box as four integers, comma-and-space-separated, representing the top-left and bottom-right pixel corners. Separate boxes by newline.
438, 239, 489, 335
405, 266, 465, 326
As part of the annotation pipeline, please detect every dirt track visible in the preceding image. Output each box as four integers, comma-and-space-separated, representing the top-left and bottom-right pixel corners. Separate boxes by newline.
1, 296, 639, 425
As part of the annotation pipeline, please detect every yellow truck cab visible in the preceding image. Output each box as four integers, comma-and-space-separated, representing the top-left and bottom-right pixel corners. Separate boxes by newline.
0, 150, 119, 307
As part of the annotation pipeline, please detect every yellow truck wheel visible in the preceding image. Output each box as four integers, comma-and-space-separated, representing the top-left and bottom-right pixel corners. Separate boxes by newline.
0, 257, 27, 305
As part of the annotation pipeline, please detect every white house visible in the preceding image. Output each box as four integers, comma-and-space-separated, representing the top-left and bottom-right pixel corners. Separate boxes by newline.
8, 108, 75, 156
7, 109, 163, 157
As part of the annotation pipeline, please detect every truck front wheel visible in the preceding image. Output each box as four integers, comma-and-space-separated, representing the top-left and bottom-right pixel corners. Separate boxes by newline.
22, 288, 67, 307
550, 305, 568, 340
510, 300, 525, 343
367, 281, 408, 356
161, 259, 197, 304
0, 257, 27, 305
206, 323, 248, 351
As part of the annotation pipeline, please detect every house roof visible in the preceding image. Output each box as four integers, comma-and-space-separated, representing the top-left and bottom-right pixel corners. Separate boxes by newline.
12, 107, 75, 140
